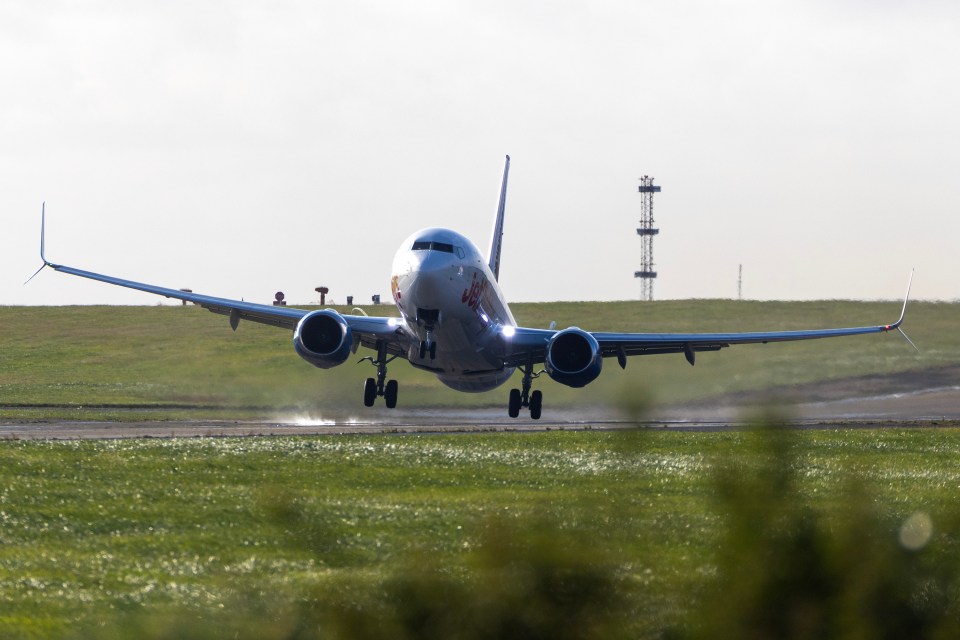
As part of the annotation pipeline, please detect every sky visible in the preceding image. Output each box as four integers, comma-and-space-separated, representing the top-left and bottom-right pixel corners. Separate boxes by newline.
3, 0, 958, 306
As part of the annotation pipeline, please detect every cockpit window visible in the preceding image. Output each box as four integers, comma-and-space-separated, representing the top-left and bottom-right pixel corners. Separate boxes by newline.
412, 240, 462, 257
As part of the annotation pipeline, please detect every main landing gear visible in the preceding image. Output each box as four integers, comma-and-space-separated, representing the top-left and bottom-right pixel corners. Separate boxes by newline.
360, 341, 399, 408
508, 358, 545, 420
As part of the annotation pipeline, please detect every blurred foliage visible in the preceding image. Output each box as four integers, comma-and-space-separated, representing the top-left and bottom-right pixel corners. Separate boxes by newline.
684, 416, 960, 640
310, 518, 629, 640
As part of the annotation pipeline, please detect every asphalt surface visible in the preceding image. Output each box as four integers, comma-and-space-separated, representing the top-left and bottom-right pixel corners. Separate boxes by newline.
2, 365, 958, 439
2, 379, 959, 440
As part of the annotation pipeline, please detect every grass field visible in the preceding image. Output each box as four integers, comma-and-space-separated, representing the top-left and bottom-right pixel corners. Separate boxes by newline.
2, 299, 957, 421
2, 301, 960, 637
1, 427, 959, 638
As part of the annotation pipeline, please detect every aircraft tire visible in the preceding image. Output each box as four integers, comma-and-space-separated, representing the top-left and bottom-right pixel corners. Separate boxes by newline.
363, 377, 377, 407
508, 389, 521, 418
429, 342, 437, 359
530, 390, 542, 420
385, 379, 398, 409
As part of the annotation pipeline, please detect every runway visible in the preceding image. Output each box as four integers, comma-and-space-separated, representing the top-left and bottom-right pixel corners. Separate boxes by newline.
2, 381, 959, 440
0, 406, 627, 440
2, 365, 957, 439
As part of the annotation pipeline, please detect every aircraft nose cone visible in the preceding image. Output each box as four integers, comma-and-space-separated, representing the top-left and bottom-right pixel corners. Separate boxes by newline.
405, 252, 454, 308
407, 272, 445, 307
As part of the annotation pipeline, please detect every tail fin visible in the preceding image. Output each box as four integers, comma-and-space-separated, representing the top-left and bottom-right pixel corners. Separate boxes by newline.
488, 155, 510, 281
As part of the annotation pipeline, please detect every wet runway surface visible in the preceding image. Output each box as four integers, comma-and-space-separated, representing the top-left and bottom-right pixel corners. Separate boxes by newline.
2, 383, 959, 440
0, 407, 627, 440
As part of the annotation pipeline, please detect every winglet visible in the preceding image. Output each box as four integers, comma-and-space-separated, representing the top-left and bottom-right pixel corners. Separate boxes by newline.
887, 269, 913, 330
24, 203, 53, 285
41, 202, 48, 264
884, 270, 918, 352
488, 155, 510, 281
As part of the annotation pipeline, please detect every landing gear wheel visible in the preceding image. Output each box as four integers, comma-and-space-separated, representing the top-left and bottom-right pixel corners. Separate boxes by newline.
384, 379, 399, 409
507, 353, 546, 419
529, 390, 543, 420
361, 340, 401, 409
419, 340, 438, 360
363, 377, 377, 407
508, 389, 522, 418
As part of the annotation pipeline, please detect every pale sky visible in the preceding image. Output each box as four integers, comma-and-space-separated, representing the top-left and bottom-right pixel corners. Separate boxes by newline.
4, 1, 958, 306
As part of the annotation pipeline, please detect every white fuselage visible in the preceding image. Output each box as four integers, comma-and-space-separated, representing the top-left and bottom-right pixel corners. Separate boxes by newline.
390, 228, 517, 392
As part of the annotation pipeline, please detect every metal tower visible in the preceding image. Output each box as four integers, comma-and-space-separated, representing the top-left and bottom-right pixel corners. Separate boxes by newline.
634, 176, 661, 301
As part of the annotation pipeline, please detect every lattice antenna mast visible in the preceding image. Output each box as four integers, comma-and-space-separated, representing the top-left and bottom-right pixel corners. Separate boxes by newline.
634, 176, 661, 301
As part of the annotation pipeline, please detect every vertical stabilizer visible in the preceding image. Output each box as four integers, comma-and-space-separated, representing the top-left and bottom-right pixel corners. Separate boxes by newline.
488, 155, 510, 280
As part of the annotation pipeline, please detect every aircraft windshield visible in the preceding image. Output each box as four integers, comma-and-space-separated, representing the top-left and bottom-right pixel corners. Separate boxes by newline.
412, 241, 463, 258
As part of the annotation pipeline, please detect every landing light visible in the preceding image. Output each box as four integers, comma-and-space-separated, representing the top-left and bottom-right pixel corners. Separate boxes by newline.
501, 325, 516, 338
388, 317, 400, 328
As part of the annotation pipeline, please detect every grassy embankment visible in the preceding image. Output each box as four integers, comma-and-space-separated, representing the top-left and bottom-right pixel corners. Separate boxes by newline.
2, 302, 960, 637
1, 299, 957, 421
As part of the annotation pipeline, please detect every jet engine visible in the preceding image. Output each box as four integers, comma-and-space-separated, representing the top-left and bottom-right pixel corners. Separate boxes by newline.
293, 309, 353, 369
545, 328, 602, 388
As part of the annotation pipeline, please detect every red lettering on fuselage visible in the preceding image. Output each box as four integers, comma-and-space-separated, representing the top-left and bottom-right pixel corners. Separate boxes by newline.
391, 275, 403, 310
461, 272, 488, 312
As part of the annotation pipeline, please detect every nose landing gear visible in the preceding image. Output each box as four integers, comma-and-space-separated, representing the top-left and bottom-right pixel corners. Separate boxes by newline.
416, 309, 439, 360
418, 336, 437, 360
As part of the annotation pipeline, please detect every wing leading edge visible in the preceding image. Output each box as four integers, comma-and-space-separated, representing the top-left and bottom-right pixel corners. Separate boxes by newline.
48, 261, 308, 328
592, 321, 907, 367
34, 213, 408, 355
44, 261, 406, 350
502, 273, 914, 368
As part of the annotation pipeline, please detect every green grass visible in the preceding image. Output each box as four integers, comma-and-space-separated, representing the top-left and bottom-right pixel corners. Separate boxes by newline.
0, 427, 959, 638
3, 301, 959, 637
2, 299, 957, 420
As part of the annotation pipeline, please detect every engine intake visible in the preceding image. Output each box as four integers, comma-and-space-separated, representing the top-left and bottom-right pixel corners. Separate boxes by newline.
545, 327, 602, 388
294, 310, 353, 369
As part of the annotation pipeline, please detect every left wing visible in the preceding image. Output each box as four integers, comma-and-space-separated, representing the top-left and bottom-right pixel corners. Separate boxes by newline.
501, 274, 914, 368
591, 316, 912, 367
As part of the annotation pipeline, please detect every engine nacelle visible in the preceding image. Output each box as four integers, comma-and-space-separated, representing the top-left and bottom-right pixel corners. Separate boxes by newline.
545, 327, 602, 388
293, 309, 353, 369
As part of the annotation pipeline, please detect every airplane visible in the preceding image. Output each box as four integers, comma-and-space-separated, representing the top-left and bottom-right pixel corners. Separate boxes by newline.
30, 156, 915, 419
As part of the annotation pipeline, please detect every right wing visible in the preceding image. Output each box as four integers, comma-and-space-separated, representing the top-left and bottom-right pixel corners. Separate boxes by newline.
32, 208, 411, 356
